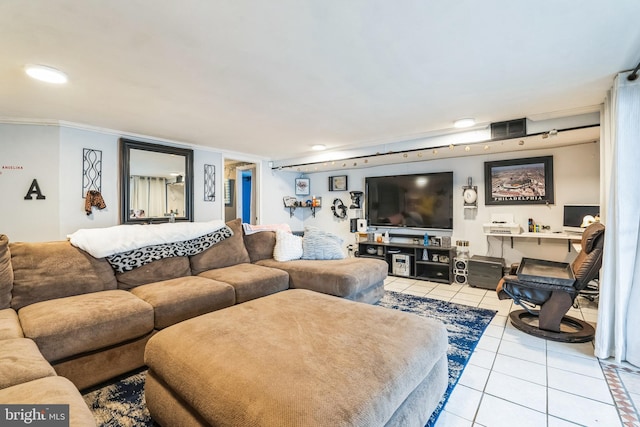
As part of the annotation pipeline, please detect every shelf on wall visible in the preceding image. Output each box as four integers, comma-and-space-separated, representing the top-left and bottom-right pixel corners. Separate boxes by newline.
484, 232, 582, 252
286, 206, 319, 218
283, 196, 321, 218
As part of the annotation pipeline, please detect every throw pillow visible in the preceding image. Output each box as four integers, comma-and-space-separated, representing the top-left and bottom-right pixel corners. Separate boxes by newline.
301, 226, 345, 260
189, 218, 250, 274
273, 230, 303, 262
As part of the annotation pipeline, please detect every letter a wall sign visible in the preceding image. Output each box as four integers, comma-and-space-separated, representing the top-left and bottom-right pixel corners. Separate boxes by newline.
24, 179, 46, 200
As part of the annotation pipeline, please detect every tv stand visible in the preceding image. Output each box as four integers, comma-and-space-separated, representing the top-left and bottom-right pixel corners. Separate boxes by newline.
357, 241, 455, 284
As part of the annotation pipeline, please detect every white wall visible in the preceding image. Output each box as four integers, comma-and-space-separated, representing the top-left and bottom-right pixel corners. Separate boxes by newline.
259, 163, 305, 230
263, 142, 600, 265
1, 120, 600, 267
193, 148, 223, 222
59, 126, 120, 237
1, 122, 225, 242
0, 124, 60, 241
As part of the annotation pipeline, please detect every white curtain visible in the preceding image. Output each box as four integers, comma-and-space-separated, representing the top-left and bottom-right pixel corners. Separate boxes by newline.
130, 176, 167, 218
595, 71, 640, 366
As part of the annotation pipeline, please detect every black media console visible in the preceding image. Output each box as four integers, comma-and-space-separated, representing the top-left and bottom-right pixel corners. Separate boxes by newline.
356, 241, 455, 284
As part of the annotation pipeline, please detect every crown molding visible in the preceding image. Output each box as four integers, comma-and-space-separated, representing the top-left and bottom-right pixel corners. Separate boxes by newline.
0, 117, 268, 162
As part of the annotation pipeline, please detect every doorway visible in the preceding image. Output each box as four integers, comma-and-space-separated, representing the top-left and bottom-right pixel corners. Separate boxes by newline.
224, 159, 258, 224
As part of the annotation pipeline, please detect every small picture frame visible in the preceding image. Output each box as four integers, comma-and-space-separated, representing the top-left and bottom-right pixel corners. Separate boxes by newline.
283, 196, 297, 207
329, 175, 348, 191
295, 178, 310, 196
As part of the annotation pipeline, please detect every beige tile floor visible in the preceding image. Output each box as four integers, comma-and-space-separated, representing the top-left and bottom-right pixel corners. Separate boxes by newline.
384, 276, 639, 427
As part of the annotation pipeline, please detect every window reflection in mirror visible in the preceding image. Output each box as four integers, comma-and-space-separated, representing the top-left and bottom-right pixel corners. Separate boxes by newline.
120, 139, 193, 224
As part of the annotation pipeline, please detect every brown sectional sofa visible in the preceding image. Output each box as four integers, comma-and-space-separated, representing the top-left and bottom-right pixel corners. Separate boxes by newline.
0, 219, 387, 425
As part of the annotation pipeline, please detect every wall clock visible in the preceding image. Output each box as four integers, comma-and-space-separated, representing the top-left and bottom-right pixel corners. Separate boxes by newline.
462, 177, 478, 208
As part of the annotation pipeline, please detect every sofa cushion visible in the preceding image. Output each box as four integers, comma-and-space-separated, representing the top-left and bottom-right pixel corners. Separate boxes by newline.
0, 338, 56, 389
0, 308, 23, 340
0, 376, 97, 426
243, 230, 276, 263
198, 263, 289, 304
116, 256, 192, 290
256, 257, 387, 300
10, 240, 117, 310
130, 276, 236, 329
301, 226, 345, 260
18, 290, 154, 362
190, 218, 250, 274
0, 234, 13, 309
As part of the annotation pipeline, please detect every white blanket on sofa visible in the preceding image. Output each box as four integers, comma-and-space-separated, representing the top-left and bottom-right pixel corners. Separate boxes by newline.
68, 220, 226, 259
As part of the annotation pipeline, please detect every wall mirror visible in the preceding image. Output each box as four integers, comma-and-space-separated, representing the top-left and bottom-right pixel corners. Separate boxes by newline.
120, 138, 194, 224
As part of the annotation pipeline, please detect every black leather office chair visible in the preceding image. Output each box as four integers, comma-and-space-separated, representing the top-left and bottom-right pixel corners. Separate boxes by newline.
497, 222, 605, 343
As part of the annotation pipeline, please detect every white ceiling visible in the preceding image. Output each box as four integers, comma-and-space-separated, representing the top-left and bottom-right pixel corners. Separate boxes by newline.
1, 1, 639, 161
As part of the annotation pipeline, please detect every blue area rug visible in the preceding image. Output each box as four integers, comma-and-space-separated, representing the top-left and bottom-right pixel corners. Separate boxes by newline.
378, 291, 497, 426
83, 291, 496, 426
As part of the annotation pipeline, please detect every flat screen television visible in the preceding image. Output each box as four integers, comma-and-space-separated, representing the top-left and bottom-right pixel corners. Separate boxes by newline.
563, 205, 600, 234
365, 172, 453, 229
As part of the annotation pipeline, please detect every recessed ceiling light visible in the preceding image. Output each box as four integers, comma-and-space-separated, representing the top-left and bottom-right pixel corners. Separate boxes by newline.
311, 144, 326, 151
453, 118, 475, 129
25, 64, 68, 84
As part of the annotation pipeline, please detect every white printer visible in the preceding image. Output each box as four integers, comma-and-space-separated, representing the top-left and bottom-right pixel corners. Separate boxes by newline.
482, 214, 522, 235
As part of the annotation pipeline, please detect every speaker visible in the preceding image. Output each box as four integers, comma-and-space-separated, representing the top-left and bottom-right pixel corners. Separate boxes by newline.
454, 258, 469, 271
454, 271, 468, 284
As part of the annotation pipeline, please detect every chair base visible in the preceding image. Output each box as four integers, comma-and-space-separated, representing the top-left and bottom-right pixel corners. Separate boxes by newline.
579, 280, 600, 303
509, 310, 595, 343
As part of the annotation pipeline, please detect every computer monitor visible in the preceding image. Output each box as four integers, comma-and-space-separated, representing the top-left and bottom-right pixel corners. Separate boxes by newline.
563, 205, 600, 234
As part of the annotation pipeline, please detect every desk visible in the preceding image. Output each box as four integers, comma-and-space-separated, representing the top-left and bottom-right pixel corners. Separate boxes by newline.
485, 232, 582, 252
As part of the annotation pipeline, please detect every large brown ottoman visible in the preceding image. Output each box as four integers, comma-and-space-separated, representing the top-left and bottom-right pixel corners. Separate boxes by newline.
144, 289, 448, 427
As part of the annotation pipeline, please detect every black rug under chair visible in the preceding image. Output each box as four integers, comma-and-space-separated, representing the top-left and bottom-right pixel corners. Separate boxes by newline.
82, 291, 497, 427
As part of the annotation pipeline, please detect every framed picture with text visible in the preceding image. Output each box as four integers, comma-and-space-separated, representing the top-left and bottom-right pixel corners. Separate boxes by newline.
484, 156, 554, 205
295, 178, 310, 196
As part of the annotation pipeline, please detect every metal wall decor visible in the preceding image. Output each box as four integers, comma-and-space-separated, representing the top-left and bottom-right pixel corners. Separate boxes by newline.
225, 179, 235, 206
82, 148, 102, 197
204, 164, 215, 201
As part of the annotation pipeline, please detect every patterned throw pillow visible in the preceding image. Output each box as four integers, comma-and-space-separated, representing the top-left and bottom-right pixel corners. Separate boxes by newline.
273, 230, 303, 262
301, 226, 345, 260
